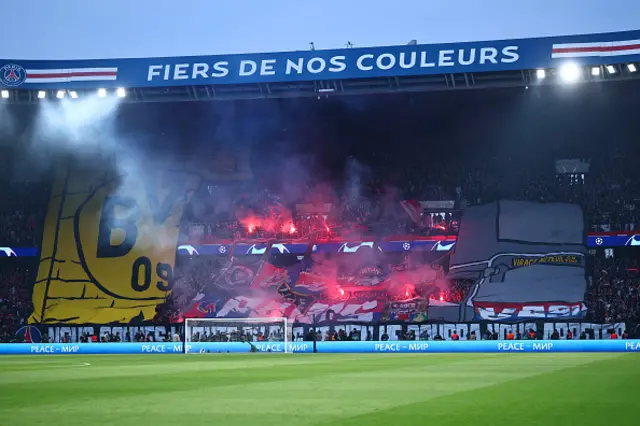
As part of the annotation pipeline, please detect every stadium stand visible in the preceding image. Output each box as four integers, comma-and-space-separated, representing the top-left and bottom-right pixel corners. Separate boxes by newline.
0, 262, 33, 342
585, 254, 640, 323
0, 150, 48, 342
183, 155, 637, 242
1, 85, 640, 341
171, 132, 640, 329
1, 137, 639, 341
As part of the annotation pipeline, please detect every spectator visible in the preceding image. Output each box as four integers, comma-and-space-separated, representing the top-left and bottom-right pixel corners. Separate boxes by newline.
0, 263, 33, 343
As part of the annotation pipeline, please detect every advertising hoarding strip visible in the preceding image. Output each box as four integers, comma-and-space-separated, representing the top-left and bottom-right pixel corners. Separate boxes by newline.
2, 340, 640, 355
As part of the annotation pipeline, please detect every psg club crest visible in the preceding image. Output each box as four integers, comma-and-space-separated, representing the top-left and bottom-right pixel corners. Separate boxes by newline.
0, 63, 27, 87
15, 326, 42, 343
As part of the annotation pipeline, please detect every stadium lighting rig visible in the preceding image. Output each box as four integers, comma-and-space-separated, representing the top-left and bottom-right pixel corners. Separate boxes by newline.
1, 62, 639, 103
531, 62, 639, 85
558, 62, 581, 83
0, 86, 134, 102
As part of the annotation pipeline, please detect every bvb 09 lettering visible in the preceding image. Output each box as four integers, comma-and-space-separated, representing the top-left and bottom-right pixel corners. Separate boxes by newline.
131, 256, 174, 292
96, 196, 175, 292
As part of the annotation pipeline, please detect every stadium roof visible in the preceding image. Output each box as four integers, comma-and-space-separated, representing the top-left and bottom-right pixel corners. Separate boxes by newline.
1, 29, 640, 103
4, 1, 639, 60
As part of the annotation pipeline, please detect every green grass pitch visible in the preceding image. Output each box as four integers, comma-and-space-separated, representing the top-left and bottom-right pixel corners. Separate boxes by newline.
0, 353, 638, 425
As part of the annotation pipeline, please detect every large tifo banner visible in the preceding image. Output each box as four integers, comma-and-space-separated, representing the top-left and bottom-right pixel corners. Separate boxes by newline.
2, 340, 640, 355
31, 158, 202, 324
178, 246, 444, 324
449, 201, 587, 322
29, 178, 590, 325
28, 158, 448, 325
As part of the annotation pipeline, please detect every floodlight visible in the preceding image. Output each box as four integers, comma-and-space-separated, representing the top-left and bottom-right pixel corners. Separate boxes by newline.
536, 69, 546, 79
0, 90, 8, 99
56, 90, 65, 99
606, 65, 616, 74
591, 67, 601, 77
97, 88, 107, 97
37, 90, 46, 99
69, 91, 78, 99
559, 62, 581, 83
628, 63, 637, 73
116, 87, 126, 98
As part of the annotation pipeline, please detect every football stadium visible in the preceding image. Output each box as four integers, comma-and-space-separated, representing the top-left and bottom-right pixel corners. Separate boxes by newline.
1, 2, 640, 425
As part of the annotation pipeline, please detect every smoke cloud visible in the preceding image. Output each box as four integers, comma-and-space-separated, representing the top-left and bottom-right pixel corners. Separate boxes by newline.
0, 103, 16, 140
29, 96, 191, 254
9, 94, 459, 321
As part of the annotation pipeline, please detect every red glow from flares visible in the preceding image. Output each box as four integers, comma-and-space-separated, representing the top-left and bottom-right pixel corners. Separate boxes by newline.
439, 294, 444, 302
338, 287, 345, 296
403, 284, 416, 299
237, 206, 295, 236
289, 224, 296, 234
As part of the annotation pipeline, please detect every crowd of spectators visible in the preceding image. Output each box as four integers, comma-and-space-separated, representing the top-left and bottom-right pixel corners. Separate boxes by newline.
183, 156, 637, 244
585, 255, 640, 323
189, 328, 284, 343
441, 280, 475, 304
0, 264, 33, 342
74, 329, 178, 343
175, 150, 640, 327
2, 157, 639, 338
2, 132, 640, 341
0, 152, 51, 341
184, 184, 461, 243
0, 181, 47, 246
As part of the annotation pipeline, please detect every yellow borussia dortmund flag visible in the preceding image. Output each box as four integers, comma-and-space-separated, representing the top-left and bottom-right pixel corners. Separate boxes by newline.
31, 157, 200, 324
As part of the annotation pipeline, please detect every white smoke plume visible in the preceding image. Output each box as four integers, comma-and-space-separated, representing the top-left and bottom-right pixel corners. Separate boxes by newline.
30, 96, 189, 253
0, 102, 16, 139
33, 96, 121, 154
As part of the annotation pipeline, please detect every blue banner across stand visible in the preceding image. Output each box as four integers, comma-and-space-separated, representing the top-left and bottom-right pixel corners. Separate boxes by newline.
0, 247, 38, 257
0, 232, 634, 258
589, 233, 640, 248
2, 340, 640, 355
2, 30, 640, 90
